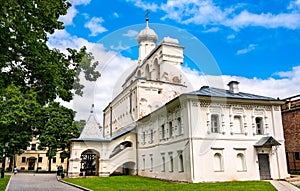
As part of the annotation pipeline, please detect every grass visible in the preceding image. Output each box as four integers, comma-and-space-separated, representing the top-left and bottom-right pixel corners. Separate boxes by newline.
0, 175, 10, 191
64, 176, 277, 191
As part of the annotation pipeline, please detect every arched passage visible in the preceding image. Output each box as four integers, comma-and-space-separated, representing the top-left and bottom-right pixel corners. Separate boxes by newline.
80, 149, 100, 176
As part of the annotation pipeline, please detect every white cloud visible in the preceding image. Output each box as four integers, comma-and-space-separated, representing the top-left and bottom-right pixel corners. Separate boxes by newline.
113, 12, 120, 18
84, 17, 108, 36
128, 0, 300, 30
202, 27, 220, 33
182, 65, 300, 100
110, 42, 130, 51
59, 0, 91, 26
123, 30, 139, 37
236, 44, 257, 55
227, 34, 235, 39
126, 0, 159, 11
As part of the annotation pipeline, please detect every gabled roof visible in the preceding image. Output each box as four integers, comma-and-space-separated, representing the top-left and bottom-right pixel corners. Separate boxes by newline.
187, 86, 276, 101
78, 113, 103, 140
254, 136, 281, 147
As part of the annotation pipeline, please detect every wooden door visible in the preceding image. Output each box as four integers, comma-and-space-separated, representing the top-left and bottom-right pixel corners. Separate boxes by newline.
258, 154, 271, 180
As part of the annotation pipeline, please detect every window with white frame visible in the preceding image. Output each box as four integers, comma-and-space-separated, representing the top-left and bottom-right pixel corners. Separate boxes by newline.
177, 117, 183, 135
161, 124, 165, 139
161, 155, 165, 172
142, 131, 146, 144
211, 114, 220, 133
142, 156, 145, 171
169, 121, 173, 138
237, 153, 246, 172
255, 117, 264, 135
233, 115, 243, 133
149, 129, 153, 143
169, 153, 174, 172
150, 155, 153, 172
213, 153, 223, 172
178, 151, 184, 172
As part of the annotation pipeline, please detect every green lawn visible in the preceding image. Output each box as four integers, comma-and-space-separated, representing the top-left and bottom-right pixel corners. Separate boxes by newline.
0, 175, 10, 191
64, 176, 276, 191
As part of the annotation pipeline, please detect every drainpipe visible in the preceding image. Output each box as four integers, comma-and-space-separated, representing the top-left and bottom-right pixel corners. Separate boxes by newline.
135, 124, 139, 176
103, 112, 106, 138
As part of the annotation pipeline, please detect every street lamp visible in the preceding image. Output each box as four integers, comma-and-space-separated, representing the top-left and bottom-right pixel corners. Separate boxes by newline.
1, 142, 9, 178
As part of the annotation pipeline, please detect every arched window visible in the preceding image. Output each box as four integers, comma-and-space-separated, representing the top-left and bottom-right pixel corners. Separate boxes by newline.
237, 153, 246, 172
213, 153, 223, 171
153, 58, 160, 80
161, 156, 165, 172
137, 70, 141, 78
150, 157, 153, 172
178, 152, 184, 172
145, 64, 150, 80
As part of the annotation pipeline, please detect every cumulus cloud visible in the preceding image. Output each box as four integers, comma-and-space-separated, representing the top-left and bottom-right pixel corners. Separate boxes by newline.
123, 30, 139, 37
182, 65, 300, 99
84, 17, 108, 36
202, 27, 220, 33
59, 0, 91, 26
128, 0, 300, 30
236, 44, 257, 55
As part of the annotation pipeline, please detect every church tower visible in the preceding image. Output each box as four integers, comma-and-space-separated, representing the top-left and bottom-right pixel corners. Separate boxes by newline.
137, 15, 158, 63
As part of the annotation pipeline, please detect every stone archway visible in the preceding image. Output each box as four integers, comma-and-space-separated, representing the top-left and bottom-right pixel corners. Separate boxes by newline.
80, 149, 100, 176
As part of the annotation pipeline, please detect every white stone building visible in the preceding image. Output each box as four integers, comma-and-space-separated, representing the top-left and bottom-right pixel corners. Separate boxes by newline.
68, 19, 289, 182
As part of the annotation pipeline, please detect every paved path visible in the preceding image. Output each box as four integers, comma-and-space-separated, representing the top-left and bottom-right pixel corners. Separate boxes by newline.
6, 173, 83, 191
270, 180, 300, 191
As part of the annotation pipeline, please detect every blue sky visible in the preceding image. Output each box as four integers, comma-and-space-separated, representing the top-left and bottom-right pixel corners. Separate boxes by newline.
49, 0, 300, 120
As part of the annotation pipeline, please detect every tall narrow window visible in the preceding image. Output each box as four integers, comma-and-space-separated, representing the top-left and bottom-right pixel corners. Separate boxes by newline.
256, 117, 264, 135
161, 156, 165, 172
142, 157, 145, 171
53, 157, 56, 163
150, 129, 153, 143
211, 114, 220, 133
177, 117, 182, 135
169, 155, 174, 172
169, 121, 173, 138
237, 153, 246, 172
150, 157, 153, 172
142, 131, 146, 144
38, 157, 43, 163
161, 124, 165, 139
233, 115, 243, 133
21, 157, 26, 163
213, 153, 223, 172
178, 152, 184, 172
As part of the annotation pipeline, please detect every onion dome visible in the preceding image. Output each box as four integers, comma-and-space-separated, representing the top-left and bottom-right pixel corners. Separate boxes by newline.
137, 18, 158, 43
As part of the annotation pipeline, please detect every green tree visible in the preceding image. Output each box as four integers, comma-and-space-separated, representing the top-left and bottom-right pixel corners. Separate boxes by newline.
0, 0, 100, 169
38, 102, 80, 172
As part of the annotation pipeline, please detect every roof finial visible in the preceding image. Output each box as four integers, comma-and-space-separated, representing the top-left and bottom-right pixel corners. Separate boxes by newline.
90, 104, 94, 114
145, 9, 149, 27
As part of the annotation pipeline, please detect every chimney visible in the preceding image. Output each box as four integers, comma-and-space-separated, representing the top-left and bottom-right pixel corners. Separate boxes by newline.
228, 81, 239, 94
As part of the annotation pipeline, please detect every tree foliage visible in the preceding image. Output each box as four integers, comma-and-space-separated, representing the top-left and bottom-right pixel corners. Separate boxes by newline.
0, 0, 100, 158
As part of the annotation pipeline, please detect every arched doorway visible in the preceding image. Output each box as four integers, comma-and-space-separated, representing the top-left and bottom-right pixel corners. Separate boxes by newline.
80, 149, 99, 176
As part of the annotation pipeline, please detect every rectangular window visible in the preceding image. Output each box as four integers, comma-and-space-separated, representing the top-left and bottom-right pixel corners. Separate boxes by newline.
161, 124, 165, 139
178, 151, 184, 172
169, 121, 173, 138
161, 156, 165, 172
150, 156, 153, 172
142, 131, 146, 144
150, 129, 153, 143
233, 115, 243, 133
21, 157, 26, 163
31, 144, 36, 150
38, 157, 43, 163
142, 157, 145, 171
177, 117, 182, 135
53, 157, 56, 163
169, 153, 173, 172
256, 117, 264, 135
211, 114, 220, 133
